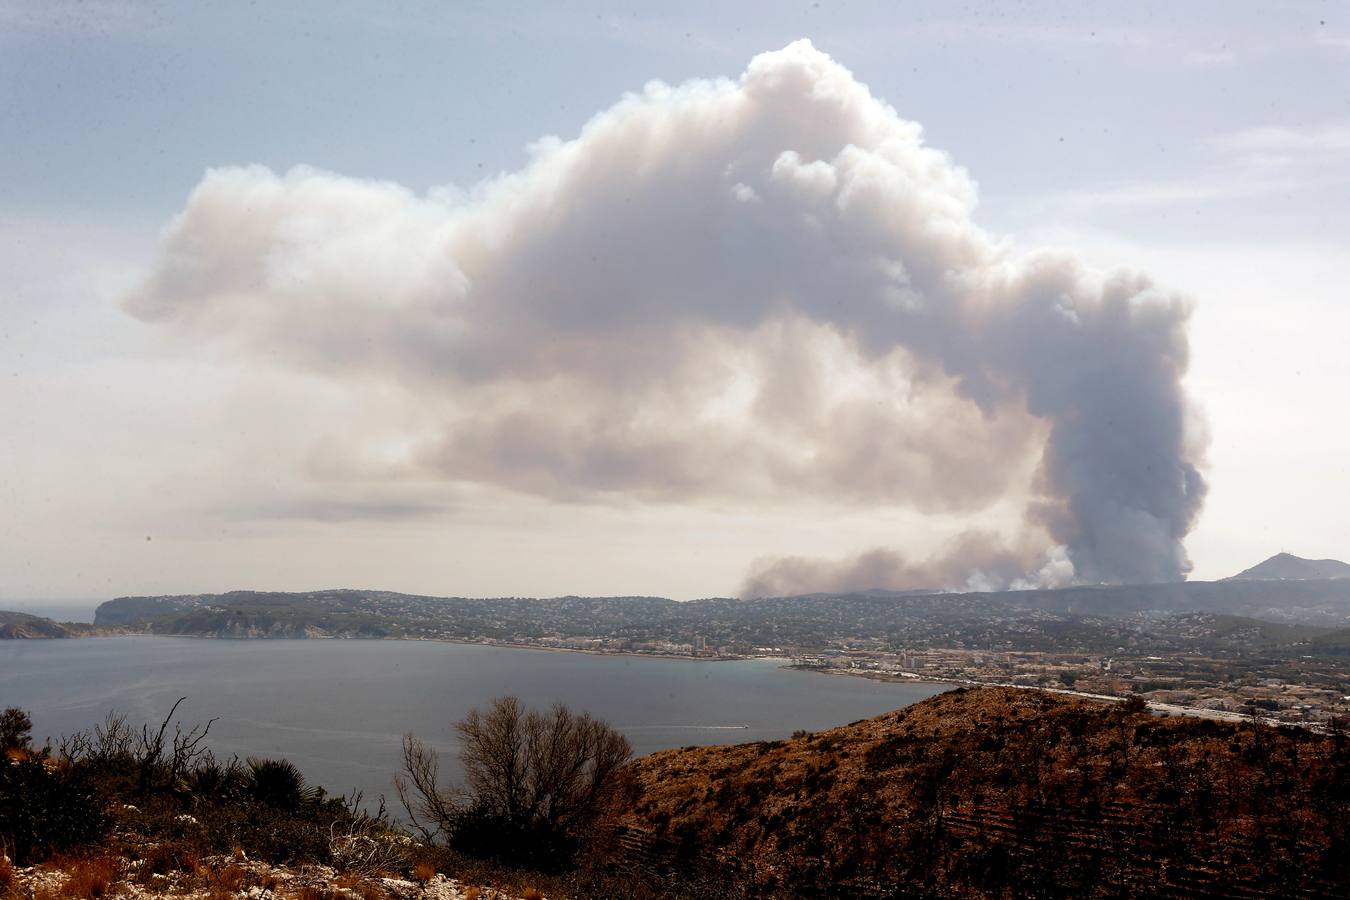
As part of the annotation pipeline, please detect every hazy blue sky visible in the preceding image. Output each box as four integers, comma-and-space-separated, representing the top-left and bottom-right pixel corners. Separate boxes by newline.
3, 1, 1348, 607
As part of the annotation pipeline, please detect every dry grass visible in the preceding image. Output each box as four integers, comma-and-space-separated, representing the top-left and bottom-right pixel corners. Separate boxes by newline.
289, 886, 333, 900
52, 853, 120, 898
333, 873, 386, 899
412, 861, 437, 882
521, 888, 544, 900
134, 841, 199, 882
0, 855, 13, 891
210, 863, 248, 892
463, 888, 482, 900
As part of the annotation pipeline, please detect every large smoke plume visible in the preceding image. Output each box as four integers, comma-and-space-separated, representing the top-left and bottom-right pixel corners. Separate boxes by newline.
126, 41, 1207, 595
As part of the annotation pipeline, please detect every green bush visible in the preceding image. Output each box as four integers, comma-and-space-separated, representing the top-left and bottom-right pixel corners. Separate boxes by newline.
0, 755, 109, 863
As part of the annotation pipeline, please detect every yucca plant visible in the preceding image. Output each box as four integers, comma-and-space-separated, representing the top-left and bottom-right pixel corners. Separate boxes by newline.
245, 758, 321, 812
180, 755, 245, 803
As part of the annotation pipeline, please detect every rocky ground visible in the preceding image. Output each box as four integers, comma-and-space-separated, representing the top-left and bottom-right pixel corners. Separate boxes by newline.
0, 850, 537, 900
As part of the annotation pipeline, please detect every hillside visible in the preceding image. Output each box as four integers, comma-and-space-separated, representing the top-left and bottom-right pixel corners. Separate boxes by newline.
619, 687, 1350, 898
1229, 552, 1350, 581
6, 685, 1350, 897
0, 611, 75, 639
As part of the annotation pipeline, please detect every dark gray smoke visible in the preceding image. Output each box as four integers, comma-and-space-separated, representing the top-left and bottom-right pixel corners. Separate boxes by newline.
125, 40, 1207, 593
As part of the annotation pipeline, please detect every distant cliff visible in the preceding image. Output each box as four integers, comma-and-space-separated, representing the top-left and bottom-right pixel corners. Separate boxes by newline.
90, 594, 200, 626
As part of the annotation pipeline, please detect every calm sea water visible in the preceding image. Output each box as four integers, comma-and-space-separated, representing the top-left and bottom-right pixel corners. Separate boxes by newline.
0, 636, 948, 806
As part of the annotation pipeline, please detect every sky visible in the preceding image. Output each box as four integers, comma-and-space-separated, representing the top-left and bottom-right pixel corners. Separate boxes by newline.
2, 0, 1348, 611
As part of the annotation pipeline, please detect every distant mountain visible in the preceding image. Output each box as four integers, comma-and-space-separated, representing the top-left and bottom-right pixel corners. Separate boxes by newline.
1228, 552, 1350, 581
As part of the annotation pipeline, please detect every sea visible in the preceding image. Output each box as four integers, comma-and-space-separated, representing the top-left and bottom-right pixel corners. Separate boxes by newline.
0, 636, 949, 807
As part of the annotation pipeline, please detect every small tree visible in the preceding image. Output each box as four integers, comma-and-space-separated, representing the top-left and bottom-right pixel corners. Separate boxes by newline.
0, 707, 33, 753
397, 696, 632, 868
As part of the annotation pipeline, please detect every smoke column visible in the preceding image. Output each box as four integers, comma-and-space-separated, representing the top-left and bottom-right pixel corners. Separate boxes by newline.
125, 40, 1207, 594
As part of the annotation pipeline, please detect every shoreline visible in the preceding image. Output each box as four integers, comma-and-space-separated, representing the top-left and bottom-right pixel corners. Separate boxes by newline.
401, 634, 761, 664
790, 663, 1289, 727
40, 630, 769, 665
781, 662, 955, 690
14, 633, 1318, 729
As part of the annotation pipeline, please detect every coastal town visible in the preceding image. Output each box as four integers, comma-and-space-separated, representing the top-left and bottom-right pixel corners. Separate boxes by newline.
471, 634, 1350, 725
788, 646, 1350, 726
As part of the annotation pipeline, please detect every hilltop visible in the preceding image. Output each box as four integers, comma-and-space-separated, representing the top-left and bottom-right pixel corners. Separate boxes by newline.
618, 686, 1350, 897
1228, 552, 1350, 582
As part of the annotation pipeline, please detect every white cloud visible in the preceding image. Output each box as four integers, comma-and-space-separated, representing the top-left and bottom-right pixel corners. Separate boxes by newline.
0, 0, 160, 37
1315, 32, 1350, 52
1216, 121, 1350, 156
1182, 48, 1237, 67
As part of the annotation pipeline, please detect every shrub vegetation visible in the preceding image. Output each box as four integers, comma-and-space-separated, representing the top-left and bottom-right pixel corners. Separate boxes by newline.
397, 696, 633, 871
0, 700, 392, 872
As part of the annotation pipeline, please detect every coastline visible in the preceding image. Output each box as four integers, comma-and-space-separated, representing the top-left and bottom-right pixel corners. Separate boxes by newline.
40, 629, 764, 665
399, 634, 757, 664
17, 633, 1311, 729
789, 663, 1275, 726
781, 662, 955, 690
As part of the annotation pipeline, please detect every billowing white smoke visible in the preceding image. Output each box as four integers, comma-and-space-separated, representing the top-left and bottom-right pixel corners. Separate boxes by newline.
126, 40, 1206, 595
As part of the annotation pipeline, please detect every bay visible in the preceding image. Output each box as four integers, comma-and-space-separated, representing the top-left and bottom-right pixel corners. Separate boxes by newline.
0, 636, 949, 807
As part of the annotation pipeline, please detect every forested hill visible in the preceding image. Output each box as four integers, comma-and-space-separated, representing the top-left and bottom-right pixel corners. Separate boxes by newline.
94, 577, 1350, 645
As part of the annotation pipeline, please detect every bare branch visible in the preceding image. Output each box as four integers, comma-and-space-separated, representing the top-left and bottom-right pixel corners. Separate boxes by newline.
401, 696, 631, 865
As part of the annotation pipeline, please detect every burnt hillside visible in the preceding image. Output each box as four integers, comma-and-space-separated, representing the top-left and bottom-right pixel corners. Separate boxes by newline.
619, 688, 1350, 898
